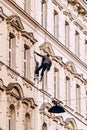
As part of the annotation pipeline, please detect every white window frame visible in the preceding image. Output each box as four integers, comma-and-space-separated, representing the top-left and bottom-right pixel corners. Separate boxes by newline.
24, 45, 28, 77
54, 68, 59, 99
76, 84, 80, 113
54, 10, 58, 39
41, 0, 47, 28
66, 77, 71, 106
75, 31, 80, 57
65, 21, 70, 48
85, 40, 87, 62
9, 33, 15, 68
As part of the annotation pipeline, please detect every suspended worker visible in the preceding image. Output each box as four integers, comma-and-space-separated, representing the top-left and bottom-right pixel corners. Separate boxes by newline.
34, 51, 52, 81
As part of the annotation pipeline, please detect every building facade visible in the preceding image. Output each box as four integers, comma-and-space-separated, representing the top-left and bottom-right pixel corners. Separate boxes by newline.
0, 0, 87, 130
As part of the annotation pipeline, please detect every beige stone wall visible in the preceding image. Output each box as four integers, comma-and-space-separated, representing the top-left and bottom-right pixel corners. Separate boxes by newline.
0, 0, 87, 130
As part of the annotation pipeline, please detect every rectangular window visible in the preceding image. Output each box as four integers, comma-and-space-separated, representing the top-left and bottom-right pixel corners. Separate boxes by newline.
66, 77, 71, 106
41, 1, 47, 28
24, 45, 28, 77
86, 95, 87, 113
65, 21, 69, 48
42, 70, 47, 91
54, 10, 58, 39
8, 116, 12, 130
54, 68, 59, 98
24, 0, 31, 14
9, 33, 15, 68
75, 31, 80, 57
24, 0, 26, 11
76, 84, 80, 113
85, 40, 87, 62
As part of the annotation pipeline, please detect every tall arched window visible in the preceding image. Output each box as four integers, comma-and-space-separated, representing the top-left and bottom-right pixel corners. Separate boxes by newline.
8, 104, 16, 130
54, 68, 59, 99
76, 84, 80, 113
42, 122, 47, 130
65, 76, 71, 106
65, 21, 70, 48
25, 113, 31, 130
75, 31, 80, 57
9, 33, 16, 69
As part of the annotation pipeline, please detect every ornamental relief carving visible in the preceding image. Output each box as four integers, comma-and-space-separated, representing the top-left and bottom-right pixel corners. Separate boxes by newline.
7, 68, 18, 81
0, 79, 4, 91
0, 61, 3, 71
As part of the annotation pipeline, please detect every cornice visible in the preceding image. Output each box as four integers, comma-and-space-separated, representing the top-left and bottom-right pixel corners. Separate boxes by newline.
74, 73, 85, 82
52, 0, 64, 10
68, 0, 87, 16
21, 31, 37, 43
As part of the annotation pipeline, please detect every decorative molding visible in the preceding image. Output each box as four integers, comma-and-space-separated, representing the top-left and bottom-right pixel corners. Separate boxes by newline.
0, 7, 7, 20
22, 31, 37, 43
0, 79, 5, 91
6, 15, 24, 31
83, 30, 87, 35
39, 42, 55, 56
6, 82, 24, 99
64, 61, 77, 74
68, 0, 87, 16
23, 98, 38, 109
74, 20, 84, 31
23, 81, 32, 90
52, 0, 63, 10
52, 56, 64, 66
0, 61, 3, 71
65, 117, 77, 130
7, 67, 18, 81
74, 73, 84, 82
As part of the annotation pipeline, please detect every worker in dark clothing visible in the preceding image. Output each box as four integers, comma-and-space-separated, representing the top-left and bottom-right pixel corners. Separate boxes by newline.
34, 51, 52, 81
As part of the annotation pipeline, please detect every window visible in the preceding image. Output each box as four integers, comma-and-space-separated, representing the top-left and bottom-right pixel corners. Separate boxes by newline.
8, 105, 16, 130
25, 113, 31, 130
8, 116, 12, 130
42, 70, 47, 91
24, 0, 26, 11
76, 84, 80, 113
65, 21, 70, 48
24, 0, 31, 14
42, 122, 47, 130
54, 68, 59, 98
86, 93, 87, 113
65, 77, 71, 106
24, 45, 29, 77
75, 31, 80, 57
54, 10, 58, 39
41, 0, 47, 28
85, 40, 87, 62
9, 33, 15, 68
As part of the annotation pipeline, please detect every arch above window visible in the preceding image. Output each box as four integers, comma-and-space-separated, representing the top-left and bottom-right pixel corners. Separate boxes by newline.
23, 97, 37, 109
65, 118, 77, 130
6, 83, 24, 99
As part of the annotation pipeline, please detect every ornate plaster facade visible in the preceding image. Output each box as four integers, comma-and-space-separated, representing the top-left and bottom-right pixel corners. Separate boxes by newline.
0, 0, 87, 130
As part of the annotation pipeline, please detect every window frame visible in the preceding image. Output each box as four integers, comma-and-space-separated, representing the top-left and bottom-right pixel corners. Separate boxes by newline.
9, 33, 15, 69
41, 0, 47, 29
24, 44, 29, 78
76, 84, 81, 113
65, 21, 70, 48
75, 31, 80, 57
